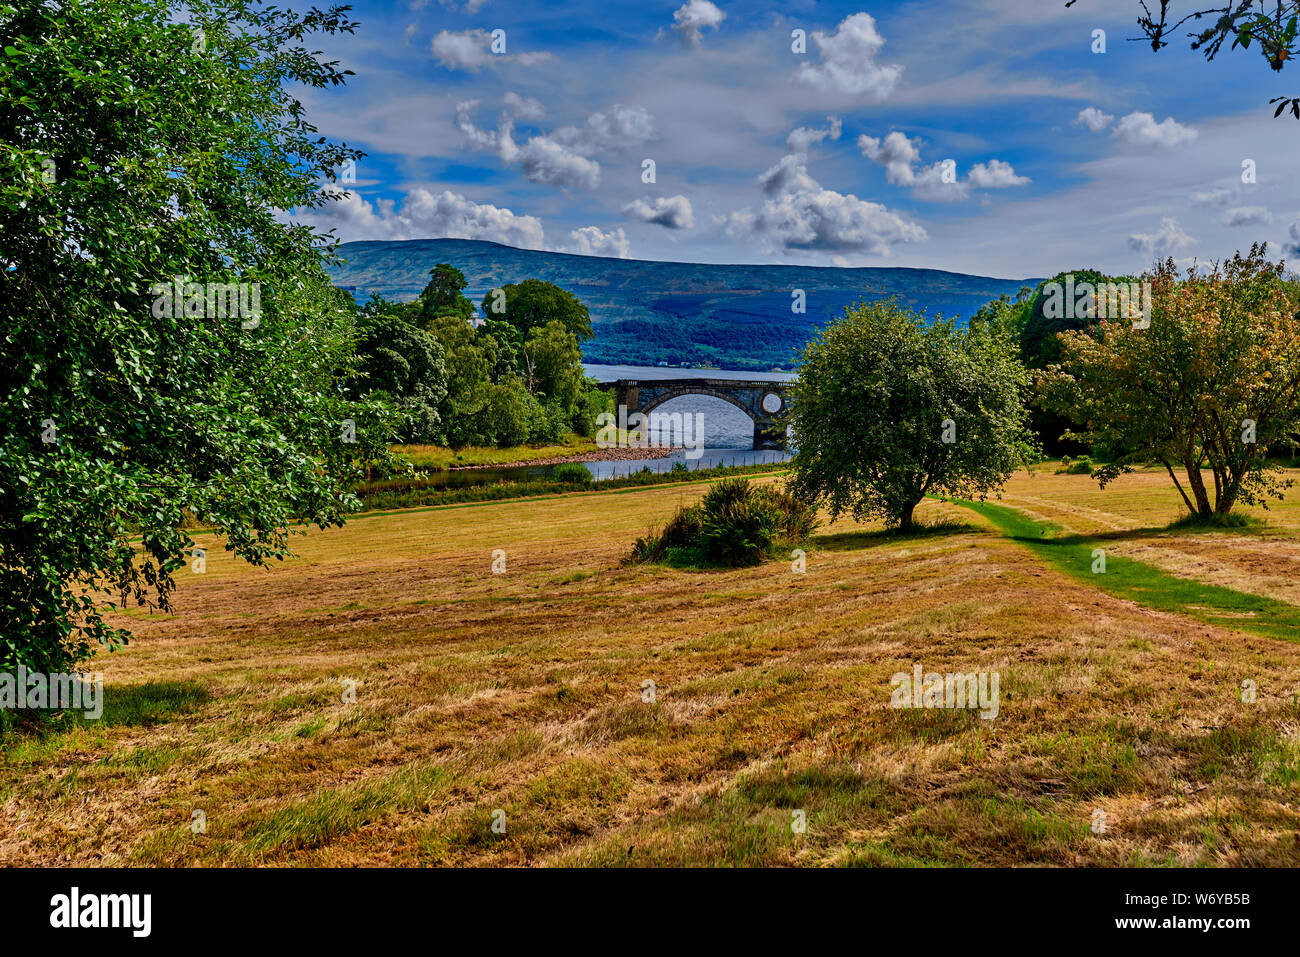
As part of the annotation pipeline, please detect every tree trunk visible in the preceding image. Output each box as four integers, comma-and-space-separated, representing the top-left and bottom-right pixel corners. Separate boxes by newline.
1184, 462, 1213, 517
898, 499, 918, 530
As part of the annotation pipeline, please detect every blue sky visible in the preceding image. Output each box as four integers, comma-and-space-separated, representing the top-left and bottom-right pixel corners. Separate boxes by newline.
290, 0, 1300, 279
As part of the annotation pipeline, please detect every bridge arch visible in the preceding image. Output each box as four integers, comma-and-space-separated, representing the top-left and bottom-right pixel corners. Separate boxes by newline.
601, 377, 791, 450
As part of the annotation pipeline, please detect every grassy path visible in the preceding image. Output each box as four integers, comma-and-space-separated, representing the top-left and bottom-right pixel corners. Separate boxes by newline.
952, 498, 1300, 643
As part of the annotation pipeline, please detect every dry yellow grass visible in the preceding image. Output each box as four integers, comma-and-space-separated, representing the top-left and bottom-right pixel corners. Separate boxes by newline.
2, 470, 1298, 866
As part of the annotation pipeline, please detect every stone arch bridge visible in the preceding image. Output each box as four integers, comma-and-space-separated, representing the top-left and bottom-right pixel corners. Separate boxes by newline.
599, 377, 792, 450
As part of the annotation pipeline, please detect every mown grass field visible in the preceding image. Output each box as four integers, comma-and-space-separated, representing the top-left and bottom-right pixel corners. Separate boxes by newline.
2, 465, 1299, 866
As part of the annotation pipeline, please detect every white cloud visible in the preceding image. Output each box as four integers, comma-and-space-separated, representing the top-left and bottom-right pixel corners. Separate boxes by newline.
1221, 206, 1271, 227
622, 194, 695, 229
456, 100, 601, 189
858, 131, 1027, 201
568, 226, 631, 258
721, 154, 927, 255
431, 29, 552, 71
671, 0, 725, 48
1113, 111, 1198, 148
432, 29, 492, 71
559, 104, 657, 154
968, 159, 1031, 189
798, 13, 903, 99
1128, 217, 1196, 257
1075, 107, 1114, 132
296, 188, 546, 247
786, 116, 842, 153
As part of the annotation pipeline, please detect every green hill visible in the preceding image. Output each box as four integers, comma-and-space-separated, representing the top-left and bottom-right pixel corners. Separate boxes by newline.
329, 239, 1038, 372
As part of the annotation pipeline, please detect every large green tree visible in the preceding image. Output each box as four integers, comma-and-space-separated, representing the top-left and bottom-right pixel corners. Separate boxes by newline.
482, 278, 593, 343
419, 263, 475, 326
0, 0, 396, 673
1040, 246, 1300, 519
789, 299, 1037, 529
355, 298, 447, 444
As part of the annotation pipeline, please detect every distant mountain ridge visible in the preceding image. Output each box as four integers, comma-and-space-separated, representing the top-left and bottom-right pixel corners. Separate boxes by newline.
329, 239, 1038, 372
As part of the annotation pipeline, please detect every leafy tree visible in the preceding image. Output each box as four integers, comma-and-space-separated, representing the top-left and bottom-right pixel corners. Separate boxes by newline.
354, 299, 447, 444
523, 320, 583, 409
419, 263, 474, 325
0, 0, 397, 674
482, 278, 593, 343
1069, 0, 1300, 117
479, 316, 522, 382
789, 299, 1037, 529
1040, 245, 1300, 519
970, 290, 1033, 342
1017, 269, 1144, 456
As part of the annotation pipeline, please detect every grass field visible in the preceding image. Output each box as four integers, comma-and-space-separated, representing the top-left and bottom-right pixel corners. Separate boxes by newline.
2, 465, 1299, 866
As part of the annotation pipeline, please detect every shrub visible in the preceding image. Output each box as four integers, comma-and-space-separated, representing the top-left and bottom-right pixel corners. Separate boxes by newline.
631, 478, 818, 568
551, 462, 593, 485
1056, 455, 1093, 475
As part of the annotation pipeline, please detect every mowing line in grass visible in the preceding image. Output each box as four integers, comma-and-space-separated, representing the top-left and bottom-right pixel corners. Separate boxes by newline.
951, 498, 1300, 643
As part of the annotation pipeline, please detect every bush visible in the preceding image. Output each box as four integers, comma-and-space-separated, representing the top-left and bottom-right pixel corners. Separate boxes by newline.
631, 478, 818, 568
1056, 455, 1093, 475
551, 462, 592, 485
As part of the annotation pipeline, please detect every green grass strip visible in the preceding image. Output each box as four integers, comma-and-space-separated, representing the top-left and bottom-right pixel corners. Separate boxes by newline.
951, 498, 1300, 643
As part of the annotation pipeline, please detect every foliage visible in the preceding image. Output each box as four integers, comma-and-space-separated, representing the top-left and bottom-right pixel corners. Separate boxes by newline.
1070, 0, 1300, 117
1056, 455, 1094, 475
969, 287, 1034, 342
1039, 245, 1300, 518
788, 299, 1038, 530
631, 478, 818, 568
357, 460, 789, 510
354, 298, 447, 444
551, 462, 593, 485
481, 278, 593, 343
0, 0, 399, 672
419, 263, 474, 325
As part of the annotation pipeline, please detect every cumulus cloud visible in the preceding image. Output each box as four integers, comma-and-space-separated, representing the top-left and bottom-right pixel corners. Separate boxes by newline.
455, 99, 655, 191
858, 131, 1028, 201
1113, 111, 1198, 148
786, 116, 842, 153
670, 0, 725, 47
1128, 217, 1196, 257
967, 159, 1031, 189
567, 226, 631, 258
798, 13, 903, 99
720, 154, 927, 256
456, 100, 601, 189
1075, 107, 1114, 132
431, 29, 552, 71
622, 194, 695, 229
1221, 206, 1271, 227
296, 188, 545, 247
